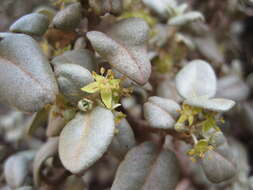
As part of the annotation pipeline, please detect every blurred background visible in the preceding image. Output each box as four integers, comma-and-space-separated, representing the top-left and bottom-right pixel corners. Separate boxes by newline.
2, 0, 253, 189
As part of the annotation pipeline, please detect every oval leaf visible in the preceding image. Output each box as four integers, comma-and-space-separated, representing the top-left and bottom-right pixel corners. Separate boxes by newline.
111, 142, 180, 190
185, 97, 235, 112
9, 13, 49, 36
201, 149, 236, 183
87, 18, 151, 85
144, 96, 181, 129
0, 34, 58, 112
175, 60, 217, 99
200, 135, 236, 183
59, 107, 115, 174
33, 137, 59, 186
52, 3, 82, 31
52, 49, 96, 72
55, 63, 94, 103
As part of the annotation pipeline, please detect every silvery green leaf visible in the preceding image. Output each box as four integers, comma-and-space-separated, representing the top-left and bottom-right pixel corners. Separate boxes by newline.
4, 154, 29, 188
111, 142, 180, 190
185, 96, 235, 112
148, 96, 181, 118
46, 104, 76, 137
55, 63, 94, 104
200, 135, 236, 184
142, 0, 171, 18
144, 96, 180, 129
175, 60, 217, 99
0, 34, 58, 112
201, 149, 236, 183
168, 11, 204, 26
216, 75, 250, 101
87, 18, 151, 85
26, 107, 49, 135
33, 137, 59, 186
89, 0, 123, 15
109, 118, 136, 159
9, 13, 49, 36
52, 3, 82, 31
52, 49, 96, 72
59, 107, 115, 174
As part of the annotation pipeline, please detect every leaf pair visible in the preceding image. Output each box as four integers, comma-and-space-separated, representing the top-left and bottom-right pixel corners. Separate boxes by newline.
144, 96, 181, 129
175, 60, 235, 112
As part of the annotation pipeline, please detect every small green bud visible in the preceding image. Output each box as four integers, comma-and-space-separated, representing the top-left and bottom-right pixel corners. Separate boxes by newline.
78, 98, 93, 112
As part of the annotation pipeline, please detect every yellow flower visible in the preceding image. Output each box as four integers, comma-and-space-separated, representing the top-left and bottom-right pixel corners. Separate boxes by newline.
188, 139, 214, 161
81, 68, 131, 109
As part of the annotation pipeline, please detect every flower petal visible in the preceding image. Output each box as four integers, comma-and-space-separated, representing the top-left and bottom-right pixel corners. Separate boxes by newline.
101, 88, 112, 109
81, 82, 100, 93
